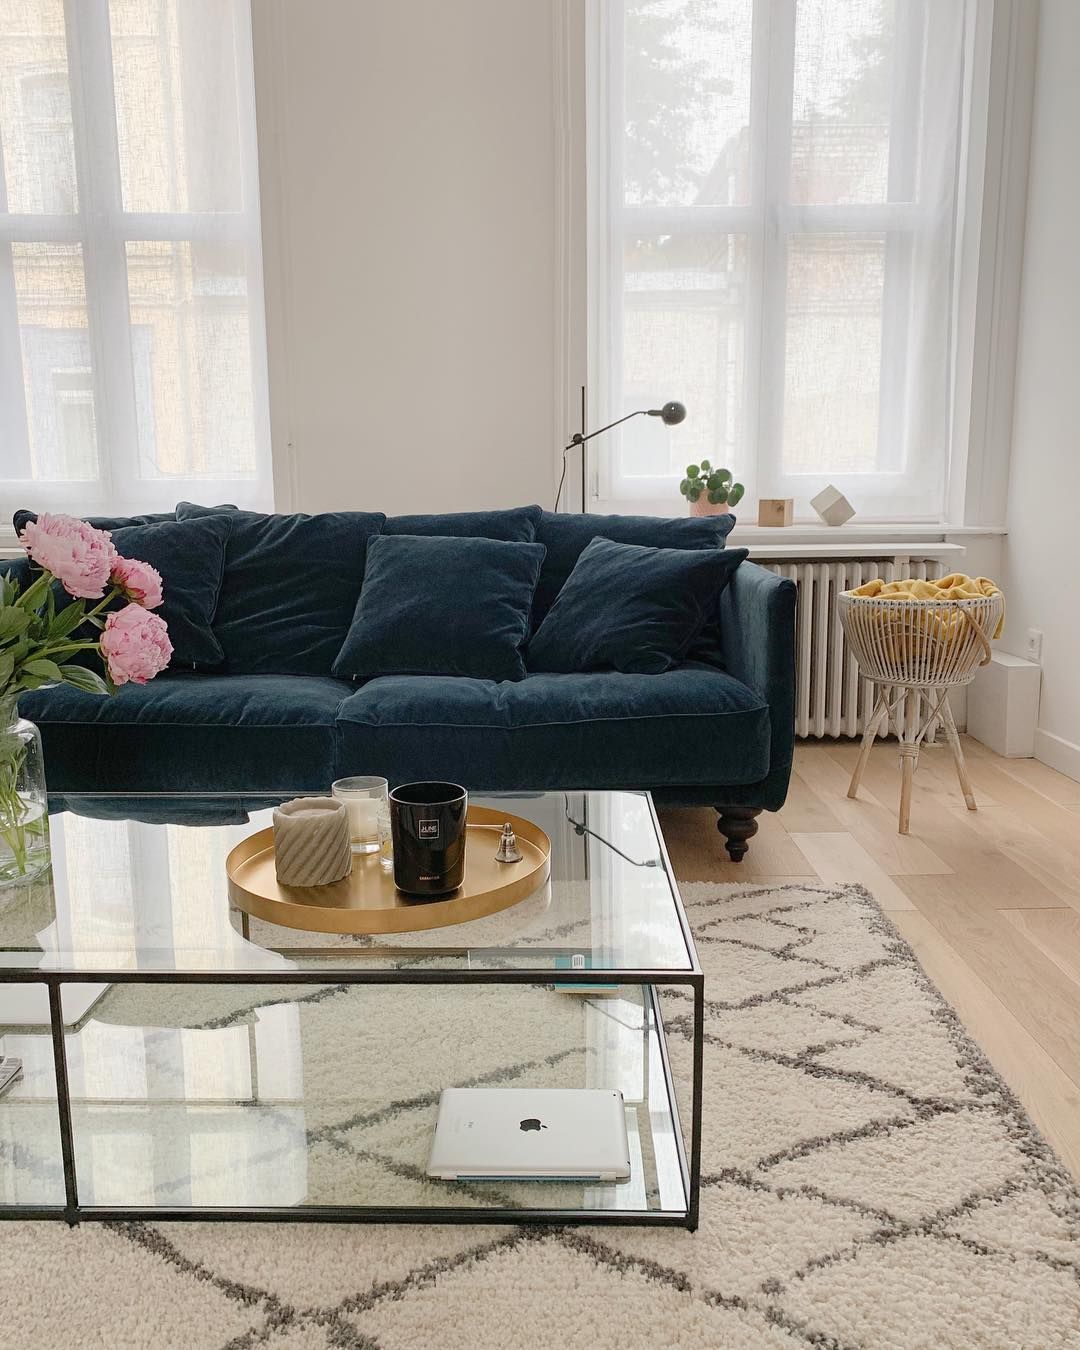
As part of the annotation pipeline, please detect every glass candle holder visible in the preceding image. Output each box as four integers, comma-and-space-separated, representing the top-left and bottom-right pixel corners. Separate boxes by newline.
331, 776, 389, 856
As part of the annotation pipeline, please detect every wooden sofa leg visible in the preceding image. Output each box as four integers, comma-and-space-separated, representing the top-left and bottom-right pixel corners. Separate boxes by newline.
714, 807, 762, 862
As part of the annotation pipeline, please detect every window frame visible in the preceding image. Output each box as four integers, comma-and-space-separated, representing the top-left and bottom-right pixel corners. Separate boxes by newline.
588, 0, 967, 524
0, 0, 271, 521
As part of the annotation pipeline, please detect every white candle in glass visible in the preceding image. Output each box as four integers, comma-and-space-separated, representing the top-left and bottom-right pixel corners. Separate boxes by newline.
331, 776, 388, 855
348, 797, 379, 841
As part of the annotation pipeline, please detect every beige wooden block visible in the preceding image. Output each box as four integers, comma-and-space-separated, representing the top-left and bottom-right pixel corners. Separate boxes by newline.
757, 497, 794, 527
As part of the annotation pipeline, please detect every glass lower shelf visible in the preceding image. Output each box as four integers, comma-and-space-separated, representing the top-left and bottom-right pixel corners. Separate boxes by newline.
0, 981, 690, 1218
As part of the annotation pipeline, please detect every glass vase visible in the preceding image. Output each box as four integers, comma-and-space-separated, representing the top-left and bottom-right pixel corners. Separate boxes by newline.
0, 694, 50, 890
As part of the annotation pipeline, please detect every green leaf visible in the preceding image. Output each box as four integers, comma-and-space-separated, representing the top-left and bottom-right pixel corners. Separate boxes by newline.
0, 651, 13, 688
679, 478, 691, 497
707, 489, 728, 505
688, 486, 703, 502
0, 606, 31, 642
716, 468, 733, 485
699, 458, 711, 472
686, 464, 701, 480
22, 658, 63, 683
706, 472, 723, 491
14, 572, 50, 613
727, 482, 745, 506
58, 664, 110, 696
46, 600, 89, 641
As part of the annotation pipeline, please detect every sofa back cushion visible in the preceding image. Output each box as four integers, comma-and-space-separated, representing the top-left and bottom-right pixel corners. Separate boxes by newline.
383, 505, 541, 542
533, 510, 737, 626
12, 504, 238, 537
332, 534, 546, 682
176, 503, 386, 674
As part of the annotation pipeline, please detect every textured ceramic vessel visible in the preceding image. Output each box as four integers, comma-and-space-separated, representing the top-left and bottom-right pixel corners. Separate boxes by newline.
272, 797, 352, 887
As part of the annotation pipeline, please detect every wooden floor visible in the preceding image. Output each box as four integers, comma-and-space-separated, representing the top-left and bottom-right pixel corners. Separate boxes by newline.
658, 735, 1080, 1183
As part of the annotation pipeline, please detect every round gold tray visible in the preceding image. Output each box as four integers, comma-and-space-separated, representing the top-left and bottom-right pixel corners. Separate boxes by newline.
226, 804, 550, 935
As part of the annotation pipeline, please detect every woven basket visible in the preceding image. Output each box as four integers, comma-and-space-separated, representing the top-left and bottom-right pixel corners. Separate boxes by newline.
837, 592, 1003, 690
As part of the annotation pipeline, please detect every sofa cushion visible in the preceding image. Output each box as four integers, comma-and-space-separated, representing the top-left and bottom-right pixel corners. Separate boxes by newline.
19, 674, 351, 794
108, 517, 233, 669
175, 503, 386, 675
12, 504, 238, 537
335, 663, 769, 792
383, 505, 541, 542
533, 510, 737, 625
13, 507, 177, 536
332, 534, 546, 683
528, 537, 749, 675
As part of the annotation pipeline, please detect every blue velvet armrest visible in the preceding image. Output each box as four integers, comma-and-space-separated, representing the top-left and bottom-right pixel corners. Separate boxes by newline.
717, 560, 797, 810
0, 556, 30, 583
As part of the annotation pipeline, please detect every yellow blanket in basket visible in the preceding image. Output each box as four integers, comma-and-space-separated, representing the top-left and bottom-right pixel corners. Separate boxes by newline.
847, 573, 1005, 638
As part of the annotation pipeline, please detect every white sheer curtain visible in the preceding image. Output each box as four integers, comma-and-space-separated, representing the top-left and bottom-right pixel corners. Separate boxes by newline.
0, 0, 271, 518
591, 0, 967, 521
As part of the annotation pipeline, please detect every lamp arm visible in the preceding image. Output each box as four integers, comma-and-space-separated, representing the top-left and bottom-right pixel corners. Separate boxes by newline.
563, 408, 647, 452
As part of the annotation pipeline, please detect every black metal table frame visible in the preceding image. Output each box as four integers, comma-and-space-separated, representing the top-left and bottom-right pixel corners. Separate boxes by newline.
0, 795, 704, 1230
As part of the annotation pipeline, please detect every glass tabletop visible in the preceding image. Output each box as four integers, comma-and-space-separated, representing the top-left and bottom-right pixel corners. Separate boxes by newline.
0, 790, 698, 978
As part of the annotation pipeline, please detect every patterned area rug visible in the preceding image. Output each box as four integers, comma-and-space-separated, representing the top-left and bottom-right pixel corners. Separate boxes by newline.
3, 880, 1080, 1348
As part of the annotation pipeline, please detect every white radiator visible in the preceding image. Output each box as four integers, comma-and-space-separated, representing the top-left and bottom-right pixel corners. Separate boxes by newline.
759, 557, 942, 739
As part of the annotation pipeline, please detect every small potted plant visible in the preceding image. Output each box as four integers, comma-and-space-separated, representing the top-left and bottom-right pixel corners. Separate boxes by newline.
679, 461, 745, 517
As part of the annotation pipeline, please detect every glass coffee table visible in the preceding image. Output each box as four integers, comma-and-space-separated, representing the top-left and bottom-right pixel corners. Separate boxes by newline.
0, 790, 703, 1229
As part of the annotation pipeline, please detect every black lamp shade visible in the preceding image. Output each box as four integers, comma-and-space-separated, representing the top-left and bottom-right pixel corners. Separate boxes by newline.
648, 401, 686, 426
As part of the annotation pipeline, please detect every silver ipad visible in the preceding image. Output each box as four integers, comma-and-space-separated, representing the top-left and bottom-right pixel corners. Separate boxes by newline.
427, 1087, 631, 1183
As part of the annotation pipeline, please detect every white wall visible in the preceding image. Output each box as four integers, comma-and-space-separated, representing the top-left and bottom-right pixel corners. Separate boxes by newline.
998, 0, 1080, 780
251, 0, 584, 517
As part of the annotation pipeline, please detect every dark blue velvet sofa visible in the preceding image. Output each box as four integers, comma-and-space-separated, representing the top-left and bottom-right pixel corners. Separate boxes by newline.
5, 505, 796, 860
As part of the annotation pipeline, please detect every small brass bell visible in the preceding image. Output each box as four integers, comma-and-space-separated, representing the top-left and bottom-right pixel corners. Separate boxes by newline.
495, 821, 523, 863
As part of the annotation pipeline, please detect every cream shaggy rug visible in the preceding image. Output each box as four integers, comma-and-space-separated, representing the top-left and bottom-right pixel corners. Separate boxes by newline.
3, 880, 1080, 1348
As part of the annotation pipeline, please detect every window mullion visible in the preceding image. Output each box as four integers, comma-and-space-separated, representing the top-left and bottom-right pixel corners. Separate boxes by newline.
0, 243, 33, 479
754, 0, 797, 502
0, 86, 32, 481
877, 0, 926, 477
63, 0, 141, 511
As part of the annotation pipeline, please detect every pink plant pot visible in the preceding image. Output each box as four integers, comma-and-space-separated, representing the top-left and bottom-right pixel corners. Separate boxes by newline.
688, 495, 733, 518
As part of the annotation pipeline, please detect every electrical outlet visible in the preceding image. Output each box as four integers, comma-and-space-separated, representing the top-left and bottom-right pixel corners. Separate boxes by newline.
1024, 628, 1043, 662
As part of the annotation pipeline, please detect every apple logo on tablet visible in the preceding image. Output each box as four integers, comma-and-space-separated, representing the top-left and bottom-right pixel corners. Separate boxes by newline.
519, 1117, 546, 1132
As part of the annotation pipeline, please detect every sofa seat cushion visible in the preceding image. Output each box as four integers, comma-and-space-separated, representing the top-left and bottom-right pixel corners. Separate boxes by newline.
20, 674, 352, 794
336, 663, 769, 792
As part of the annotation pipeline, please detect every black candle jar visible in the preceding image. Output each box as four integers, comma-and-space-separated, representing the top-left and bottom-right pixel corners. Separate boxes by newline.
389, 782, 468, 897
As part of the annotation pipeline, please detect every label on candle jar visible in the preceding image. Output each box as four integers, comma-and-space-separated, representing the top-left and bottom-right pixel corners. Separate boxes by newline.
418, 819, 440, 840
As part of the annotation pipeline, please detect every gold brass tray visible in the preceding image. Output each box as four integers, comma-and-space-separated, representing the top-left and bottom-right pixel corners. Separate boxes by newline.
226, 804, 550, 935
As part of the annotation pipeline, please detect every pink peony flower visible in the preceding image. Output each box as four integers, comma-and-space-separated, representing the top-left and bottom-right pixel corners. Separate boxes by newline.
111, 555, 164, 610
19, 513, 117, 600
100, 604, 172, 686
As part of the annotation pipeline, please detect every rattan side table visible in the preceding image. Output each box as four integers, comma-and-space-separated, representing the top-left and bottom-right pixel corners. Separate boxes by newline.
837, 592, 1004, 834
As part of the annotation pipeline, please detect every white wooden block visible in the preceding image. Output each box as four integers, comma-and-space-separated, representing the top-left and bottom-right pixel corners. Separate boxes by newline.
810, 485, 855, 526
967, 651, 1041, 758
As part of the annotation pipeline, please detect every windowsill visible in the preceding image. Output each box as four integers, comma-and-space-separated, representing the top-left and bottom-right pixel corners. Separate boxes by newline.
587, 502, 1007, 543
726, 521, 1008, 543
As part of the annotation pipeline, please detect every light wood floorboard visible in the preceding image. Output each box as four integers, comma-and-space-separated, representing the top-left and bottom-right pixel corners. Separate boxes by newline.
658, 736, 1080, 1183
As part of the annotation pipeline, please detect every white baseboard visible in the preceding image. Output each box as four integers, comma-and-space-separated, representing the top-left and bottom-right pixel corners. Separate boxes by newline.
1033, 728, 1080, 785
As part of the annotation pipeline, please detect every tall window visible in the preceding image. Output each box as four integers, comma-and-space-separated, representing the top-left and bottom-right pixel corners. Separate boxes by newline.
0, 0, 271, 519
591, 0, 966, 520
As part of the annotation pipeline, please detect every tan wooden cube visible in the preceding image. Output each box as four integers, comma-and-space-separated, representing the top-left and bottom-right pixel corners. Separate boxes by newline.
757, 498, 794, 527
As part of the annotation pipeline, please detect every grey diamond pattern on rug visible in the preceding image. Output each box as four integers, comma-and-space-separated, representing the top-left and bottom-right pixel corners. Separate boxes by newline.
3, 881, 1080, 1348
